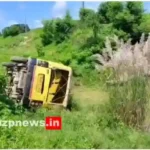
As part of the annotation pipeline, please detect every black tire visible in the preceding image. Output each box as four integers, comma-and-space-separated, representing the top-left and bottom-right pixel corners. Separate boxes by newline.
2, 62, 16, 67
10, 56, 28, 63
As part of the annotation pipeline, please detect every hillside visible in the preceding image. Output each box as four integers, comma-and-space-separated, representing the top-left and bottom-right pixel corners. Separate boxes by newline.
0, 27, 93, 74
0, 27, 110, 148
1, 1, 150, 148
0, 28, 41, 69
0, 26, 108, 109
0, 27, 150, 149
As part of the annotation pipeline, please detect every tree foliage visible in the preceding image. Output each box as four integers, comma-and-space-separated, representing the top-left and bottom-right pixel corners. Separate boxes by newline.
126, 2, 144, 22
82, 1, 147, 48
40, 1, 149, 51
41, 20, 55, 46
113, 2, 144, 43
2, 24, 30, 38
97, 2, 124, 24
40, 1, 150, 66
41, 10, 75, 46
79, 8, 96, 27
138, 14, 150, 35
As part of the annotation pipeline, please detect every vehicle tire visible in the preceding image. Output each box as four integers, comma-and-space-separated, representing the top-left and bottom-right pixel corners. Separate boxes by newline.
2, 62, 16, 67
10, 56, 28, 63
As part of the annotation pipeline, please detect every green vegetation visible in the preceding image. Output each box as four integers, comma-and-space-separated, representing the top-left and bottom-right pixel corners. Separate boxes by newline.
2, 24, 30, 38
41, 11, 75, 46
0, 1, 150, 148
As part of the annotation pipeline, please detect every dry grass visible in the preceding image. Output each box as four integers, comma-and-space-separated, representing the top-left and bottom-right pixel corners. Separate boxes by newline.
92, 34, 150, 82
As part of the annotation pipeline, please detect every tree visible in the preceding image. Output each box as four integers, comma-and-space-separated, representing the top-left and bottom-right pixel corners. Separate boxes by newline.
113, 10, 135, 35
2, 24, 30, 38
97, 2, 124, 23
41, 20, 55, 46
19, 24, 30, 33
65, 10, 72, 22
126, 2, 144, 23
41, 10, 75, 46
54, 11, 74, 44
113, 2, 144, 43
138, 14, 150, 36
2, 27, 10, 38
79, 8, 100, 43
79, 8, 95, 24
63, 10, 74, 35
9, 25, 20, 36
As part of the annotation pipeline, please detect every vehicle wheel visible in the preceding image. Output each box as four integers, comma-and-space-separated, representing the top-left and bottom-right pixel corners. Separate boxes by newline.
2, 62, 16, 67
10, 56, 28, 63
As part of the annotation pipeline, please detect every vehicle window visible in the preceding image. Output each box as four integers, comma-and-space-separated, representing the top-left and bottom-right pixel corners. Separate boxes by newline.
36, 74, 45, 94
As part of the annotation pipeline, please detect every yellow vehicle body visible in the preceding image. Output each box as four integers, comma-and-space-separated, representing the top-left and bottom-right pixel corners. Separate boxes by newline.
2, 57, 72, 109
29, 59, 72, 108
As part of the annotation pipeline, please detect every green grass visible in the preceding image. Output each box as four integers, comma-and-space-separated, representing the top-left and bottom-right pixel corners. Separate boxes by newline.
1, 28, 150, 148
0, 96, 150, 149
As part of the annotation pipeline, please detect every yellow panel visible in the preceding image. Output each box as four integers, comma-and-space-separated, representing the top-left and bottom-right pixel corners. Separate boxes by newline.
47, 71, 61, 103
29, 66, 51, 103
36, 74, 45, 93
49, 84, 60, 94
38, 58, 72, 72
47, 95, 55, 102
53, 78, 61, 83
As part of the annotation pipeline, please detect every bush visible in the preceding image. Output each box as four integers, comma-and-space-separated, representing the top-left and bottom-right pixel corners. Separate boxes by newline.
79, 8, 96, 27
2, 24, 30, 38
41, 10, 75, 46
0, 75, 6, 93
41, 20, 55, 46
35, 43, 45, 57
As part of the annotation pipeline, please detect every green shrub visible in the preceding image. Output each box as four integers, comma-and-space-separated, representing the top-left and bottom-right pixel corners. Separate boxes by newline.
35, 43, 45, 57
0, 75, 6, 93
41, 11, 75, 46
2, 24, 30, 38
79, 8, 96, 27
41, 20, 55, 46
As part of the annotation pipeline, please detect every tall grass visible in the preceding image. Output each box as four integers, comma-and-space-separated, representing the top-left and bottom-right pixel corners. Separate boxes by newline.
108, 75, 149, 129
92, 34, 150, 130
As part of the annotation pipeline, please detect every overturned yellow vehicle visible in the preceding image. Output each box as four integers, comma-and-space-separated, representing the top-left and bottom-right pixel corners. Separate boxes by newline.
2, 56, 72, 109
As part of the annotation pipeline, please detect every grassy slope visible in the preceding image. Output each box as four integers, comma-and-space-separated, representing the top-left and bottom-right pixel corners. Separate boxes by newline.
0, 29, 41, 64
0, 28, 150, 148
